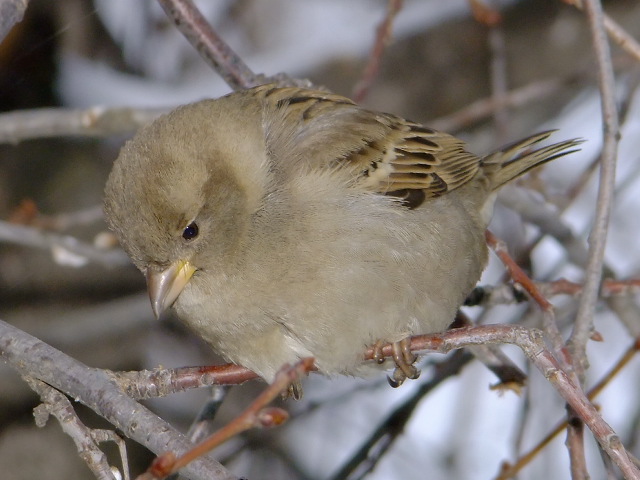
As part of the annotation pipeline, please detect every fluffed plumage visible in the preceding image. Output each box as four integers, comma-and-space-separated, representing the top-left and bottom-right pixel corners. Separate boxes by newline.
104, 84, 581, 382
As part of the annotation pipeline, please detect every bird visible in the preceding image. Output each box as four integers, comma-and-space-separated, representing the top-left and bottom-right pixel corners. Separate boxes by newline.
104, 84, 580, 391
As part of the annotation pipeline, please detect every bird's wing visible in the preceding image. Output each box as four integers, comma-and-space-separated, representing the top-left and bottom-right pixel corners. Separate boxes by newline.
257, 85, 481, 207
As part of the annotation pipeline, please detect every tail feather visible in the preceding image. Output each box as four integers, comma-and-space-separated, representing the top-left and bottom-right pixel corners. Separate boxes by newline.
482, 130, 584, 191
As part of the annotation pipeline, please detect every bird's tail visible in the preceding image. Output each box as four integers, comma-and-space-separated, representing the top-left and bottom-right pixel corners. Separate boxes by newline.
482, 131, 583, 191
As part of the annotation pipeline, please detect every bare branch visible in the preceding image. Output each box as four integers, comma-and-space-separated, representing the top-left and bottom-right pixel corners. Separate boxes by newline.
565, 0, 640, 62
112, 364, 259, 400
430, 76, 567, 133
0, 106, 166, 144
386, 325, 639, 478
0, 0, 28, 42
352, 0, 404, 103
155, 0, 260, 90
568, 0, 620, 379
0, 219, 130, 268
0, 320, 237, 480
26, 377, 118, 480
141, 359, 313, 480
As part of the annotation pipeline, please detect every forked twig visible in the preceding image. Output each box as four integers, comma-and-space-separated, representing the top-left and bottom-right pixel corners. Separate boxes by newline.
496, 338, 640, 479
485, 230, 574, 373
379, 325, 639, 478
140, 359, 314, 480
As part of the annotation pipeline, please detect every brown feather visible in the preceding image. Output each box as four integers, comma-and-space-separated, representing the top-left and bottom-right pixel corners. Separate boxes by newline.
254, 86, 583, 208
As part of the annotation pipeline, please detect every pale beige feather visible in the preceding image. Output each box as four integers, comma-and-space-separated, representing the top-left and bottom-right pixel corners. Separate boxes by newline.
104, 84, 582, 383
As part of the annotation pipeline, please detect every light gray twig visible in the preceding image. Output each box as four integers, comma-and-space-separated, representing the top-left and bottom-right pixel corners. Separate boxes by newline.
0, 220, 130, 268
0, 320, 237, 480
0, 0, 28, 42
569, 0, 620, 379
0, 106, 166, 144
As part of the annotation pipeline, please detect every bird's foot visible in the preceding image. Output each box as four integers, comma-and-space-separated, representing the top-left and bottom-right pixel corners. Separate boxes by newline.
282, 379, 303, 400
387, 337, 420, 388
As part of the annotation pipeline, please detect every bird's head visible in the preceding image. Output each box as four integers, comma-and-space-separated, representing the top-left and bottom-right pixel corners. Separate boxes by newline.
104, 96, 270, 318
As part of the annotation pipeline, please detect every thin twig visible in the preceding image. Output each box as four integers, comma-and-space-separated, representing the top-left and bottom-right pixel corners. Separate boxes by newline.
388, 325, 639, 478
485, 230, 574, 374
112, 364, 259, 400
142, 359, 314, 480
0, 219, 130, 268
155, 0, 260, 90
26, 377, 119, 480
430, 76, 567, 133
331, 351, 473, 480
568, 0, 620, 380
0, 320, 236, 480
352, 0, 404, 103
564, 0, 640, 62
0, 106, 166, 144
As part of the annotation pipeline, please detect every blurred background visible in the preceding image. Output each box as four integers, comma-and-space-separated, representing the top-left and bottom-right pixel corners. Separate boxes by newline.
1, 0, 640, 479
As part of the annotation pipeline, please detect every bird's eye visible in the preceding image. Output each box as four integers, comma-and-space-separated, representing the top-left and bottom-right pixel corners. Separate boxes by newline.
182, 222, 199, 240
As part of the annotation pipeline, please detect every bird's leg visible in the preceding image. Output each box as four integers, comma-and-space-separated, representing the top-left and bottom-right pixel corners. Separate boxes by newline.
387, 337, 420, 388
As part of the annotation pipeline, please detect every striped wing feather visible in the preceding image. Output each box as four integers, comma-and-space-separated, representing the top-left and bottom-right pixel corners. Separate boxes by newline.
256, 85, 579, 208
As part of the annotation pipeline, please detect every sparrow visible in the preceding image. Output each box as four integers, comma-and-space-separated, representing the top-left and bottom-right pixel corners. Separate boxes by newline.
104, 84, 580, 389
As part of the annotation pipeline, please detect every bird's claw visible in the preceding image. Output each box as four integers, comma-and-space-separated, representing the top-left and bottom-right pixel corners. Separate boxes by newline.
281, 379, 303, 400
385, 337, 421, 388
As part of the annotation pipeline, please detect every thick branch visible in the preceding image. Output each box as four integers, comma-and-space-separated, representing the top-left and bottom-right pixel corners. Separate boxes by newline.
0, 320, 236, 480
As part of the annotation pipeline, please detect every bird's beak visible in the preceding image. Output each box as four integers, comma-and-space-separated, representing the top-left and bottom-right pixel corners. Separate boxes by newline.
146, 260, 196, 319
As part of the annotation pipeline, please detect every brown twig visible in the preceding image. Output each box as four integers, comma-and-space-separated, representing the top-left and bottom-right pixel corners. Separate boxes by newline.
141, 359, 314, 480
381, 325, 639, 478
485, 230, 552, 311
496, 338, 640, 479
352, 0, 404, 103
485, 230, 574, 374
454, 310, 528, 390
468, 0, 502, 26
155, 0, 260, 90
112, 364, 259, 400
486, 229, 588, 472
3, 317, 638, 477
